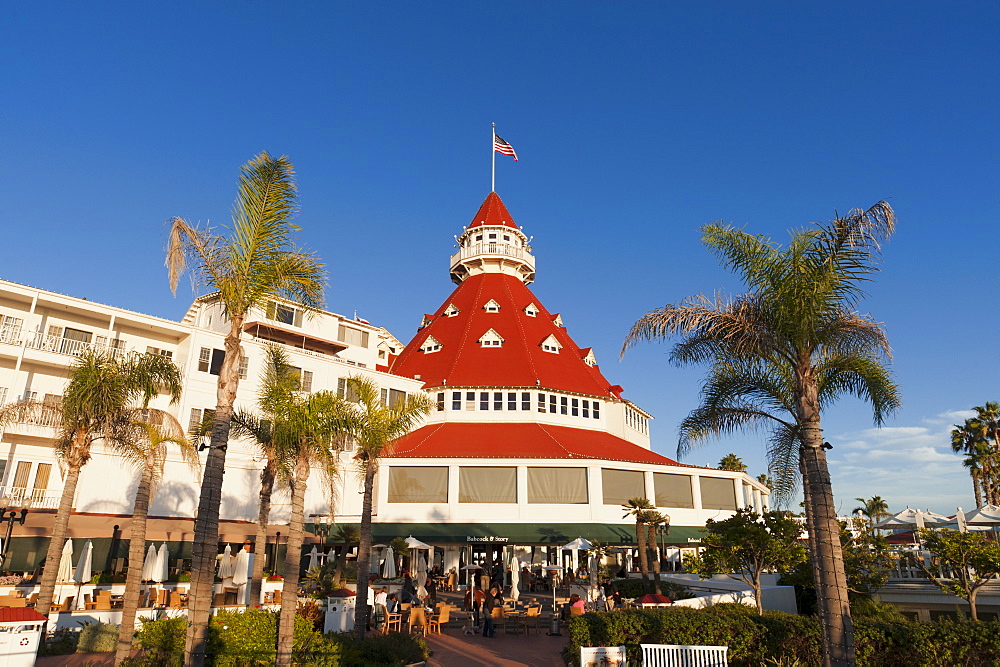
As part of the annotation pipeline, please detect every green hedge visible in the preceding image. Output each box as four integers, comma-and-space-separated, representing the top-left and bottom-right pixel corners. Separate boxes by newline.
77, 622, 120, 653
566, 604, 1000, 666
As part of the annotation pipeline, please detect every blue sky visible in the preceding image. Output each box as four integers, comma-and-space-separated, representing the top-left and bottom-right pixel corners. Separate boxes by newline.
4, 3, 998, 515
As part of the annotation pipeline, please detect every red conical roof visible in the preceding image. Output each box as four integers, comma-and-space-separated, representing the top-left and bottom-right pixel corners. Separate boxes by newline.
390, 272, 615, 395
467, 192, 519, 230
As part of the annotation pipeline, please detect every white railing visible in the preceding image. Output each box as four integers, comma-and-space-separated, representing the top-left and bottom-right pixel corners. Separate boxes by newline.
24, 332, 128, 359
0, 325, 23, 345
450, 242, 534, 264
0, 487, 60, 510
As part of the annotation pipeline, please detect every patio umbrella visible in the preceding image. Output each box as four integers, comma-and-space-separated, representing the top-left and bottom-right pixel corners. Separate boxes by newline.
140, 544, 158, 581
57, 539, 75, 582
874, 507, 950, 530
155, 543, 169, 583
404, 536, 434, 550
382, 546, 396, 578
562, 537, 592, 573
957, 505, 1000, 526
416, 553, 428, 598
217, 545, 234, 579
73, 539, 93, 610
509, 555, 520, 601
231, 547, 251, 587
461, 563, 481, 586
306, 545, 322, 571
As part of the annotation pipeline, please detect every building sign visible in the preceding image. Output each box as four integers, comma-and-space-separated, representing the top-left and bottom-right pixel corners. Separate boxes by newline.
687, 538, 702, 543
467, 536, 508, 543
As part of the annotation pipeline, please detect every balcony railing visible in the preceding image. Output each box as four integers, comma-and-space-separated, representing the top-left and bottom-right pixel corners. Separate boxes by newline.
450, 242, 534, 266
0, 486, 60, 510
0, 325, 23, 345
24, 332, 128, 359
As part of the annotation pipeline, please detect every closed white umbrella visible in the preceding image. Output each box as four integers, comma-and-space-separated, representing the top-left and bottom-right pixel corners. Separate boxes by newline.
141, 544, 158, 581
57, 539, 75, 582
73, 539, 93, 610
509, 555, 520, 601
306, 545, 321, 571
382, 546, 396, 578
217, 545, 234, 578
155, 543, 169, 583
416, 553, 428, 598
231, 547, 251, 587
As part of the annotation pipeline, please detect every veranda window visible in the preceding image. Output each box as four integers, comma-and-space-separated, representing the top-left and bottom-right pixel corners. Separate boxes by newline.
601, 468, 645, 505
459, 467, 516, 503
700, 477, 738, 510
387, 467, 448, 503
654, 473, 695, 508
527, 467, 588, 504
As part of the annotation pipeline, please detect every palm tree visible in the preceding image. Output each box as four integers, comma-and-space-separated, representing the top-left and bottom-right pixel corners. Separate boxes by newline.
270, 390, 345, 666
644, 510, 668, 594
115, 417, 199, 665
718, 453, 747, 472
851, 496, 889, 527
0, 349, 182, 616
952, 403, 1000, 507
331, 524, 360, 586
623, 202, 900, 666
622, 497, 653, 593
165, 151, 326, 665
344, 376, 432, 641
230, 346, 302, 607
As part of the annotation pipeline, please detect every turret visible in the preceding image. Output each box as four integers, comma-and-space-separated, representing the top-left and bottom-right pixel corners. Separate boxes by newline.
449, 192, 536, 284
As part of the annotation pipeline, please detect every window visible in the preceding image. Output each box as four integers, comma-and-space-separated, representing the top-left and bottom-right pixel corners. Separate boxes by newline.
582, 400, 590, 418
452, 391, 462, 410
145, 346, 173, 359
493, 392, 503, 410
601, 469, 645, 505
338, 324, 370, 348
488, 233, 497, 240
521, 392, 531, 410
238, 354, 249, 380
549, 395, 557, 413
593, 401, 601, 419
527, 467, 588, 504
475, 234, 483, 242
540, 334, 561, 353
537, 393, 546, 413
198, 347, 224, 375
266, 301, 304, 327
443, 304, 460, 317
503, 235, 511, 242
421, 336, 442, 353
654, 473, 695, 508
552, 314, 564, 327
478, 329, 504, 347
466, 392, 476, 411
289, 366, 312, 392
701, 477, 738, 510
459, 467, 516, 503
31, 463, 52, 502
507, 392, 517, 410
0, 458, 6, 488
560, 396, 568, 415
387, 467, 448, 503
571, 398, 579, 416
0, 388, 6, 407
582, 349, 597, 366
11, 461, 31, 491
189, 408, 216, 436
483, 299, 501, 313
337, 378, 360, 402
524, 303, 538, 317
437, 392, 445, 411
388, 389, 406, 408
480, 392, 489, 410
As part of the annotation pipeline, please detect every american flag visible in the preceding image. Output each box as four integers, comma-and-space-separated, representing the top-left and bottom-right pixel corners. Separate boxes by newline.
493, 134, 519, 161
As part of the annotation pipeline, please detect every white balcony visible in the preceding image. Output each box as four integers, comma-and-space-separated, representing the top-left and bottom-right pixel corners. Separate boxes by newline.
0, 486, 60, 510
449, 242, 534, 266
24, 332, 129, 359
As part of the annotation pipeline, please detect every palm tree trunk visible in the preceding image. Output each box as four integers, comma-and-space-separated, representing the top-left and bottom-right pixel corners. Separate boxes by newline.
249, 464, 275, 607
185, 321, 242, 667
635, 520, 650, 593
801, 422, 855, 666
37, 450, 85, 616
277, 459, 308, 666
115, 465, 154, 664
354, 460, 377, 641
647, 524, 662, 595
334, 541, 350, 586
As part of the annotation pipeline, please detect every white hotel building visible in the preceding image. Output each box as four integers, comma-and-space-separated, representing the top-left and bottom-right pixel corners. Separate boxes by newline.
0, 192, 768, 575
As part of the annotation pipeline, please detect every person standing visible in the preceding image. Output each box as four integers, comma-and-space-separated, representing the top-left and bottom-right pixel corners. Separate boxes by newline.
426, 575, 438, 604
483, 585, 498, 638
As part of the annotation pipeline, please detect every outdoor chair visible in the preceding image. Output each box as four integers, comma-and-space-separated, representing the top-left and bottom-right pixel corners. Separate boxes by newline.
94, 592, 112, 611
490, 607, 509, 635
517, 605, 542, 635
384, 610, 403, 634
57, 596, 74, 612
428, 605, 450, 633
156, 589, 170, 608
27, 593, 38, 607
408, 607, 428, 636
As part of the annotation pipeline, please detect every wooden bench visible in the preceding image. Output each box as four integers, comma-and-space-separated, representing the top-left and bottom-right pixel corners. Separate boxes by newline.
640, 644, 728, 666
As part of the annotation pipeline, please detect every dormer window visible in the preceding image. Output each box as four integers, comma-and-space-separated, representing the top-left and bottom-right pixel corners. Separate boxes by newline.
421, 314, 434, 327
484, 299, 501, 313
540, 334, 562, 353
478, 329, 504, 348
524, 303, 539, 317
443, 304, 460, 317
552, 314, 564, 327
582, 349, 597, 366
421, 335, 442, 353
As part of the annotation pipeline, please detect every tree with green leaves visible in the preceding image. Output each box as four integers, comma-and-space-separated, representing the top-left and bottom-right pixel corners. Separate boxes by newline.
331, 524, 360, 586
718, 453, 747, 472
623, 202, 899, 665
622, 497, 653, 593
916, 528, 1000, 621
684, 508, 808, 614
115, 416, 199, 664
951, 403, 1000, 507
345, 376, 432, 641
644, 510, 668, 594
230, 345, 303, 607
0, 349, 182, 617
840, 522, 892, 597
165, 152, 326, 666
756, 473, 775, 491
851, 496, 890, 527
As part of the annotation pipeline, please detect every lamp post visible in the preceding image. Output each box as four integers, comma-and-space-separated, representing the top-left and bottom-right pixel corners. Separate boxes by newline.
0, 497, 29, 570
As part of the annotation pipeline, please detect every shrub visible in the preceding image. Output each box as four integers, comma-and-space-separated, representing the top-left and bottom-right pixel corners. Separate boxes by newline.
40, 627, 79, 656
132, 616, 186, 666
611, 578, 646, 598
322, 632, 429, 666
77, 621, 119, 653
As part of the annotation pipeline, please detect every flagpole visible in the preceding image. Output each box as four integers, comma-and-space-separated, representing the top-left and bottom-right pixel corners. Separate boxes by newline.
491, 122, 496, 193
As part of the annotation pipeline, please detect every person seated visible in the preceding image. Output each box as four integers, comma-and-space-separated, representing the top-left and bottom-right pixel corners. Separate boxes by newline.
386, 593, 399, 613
